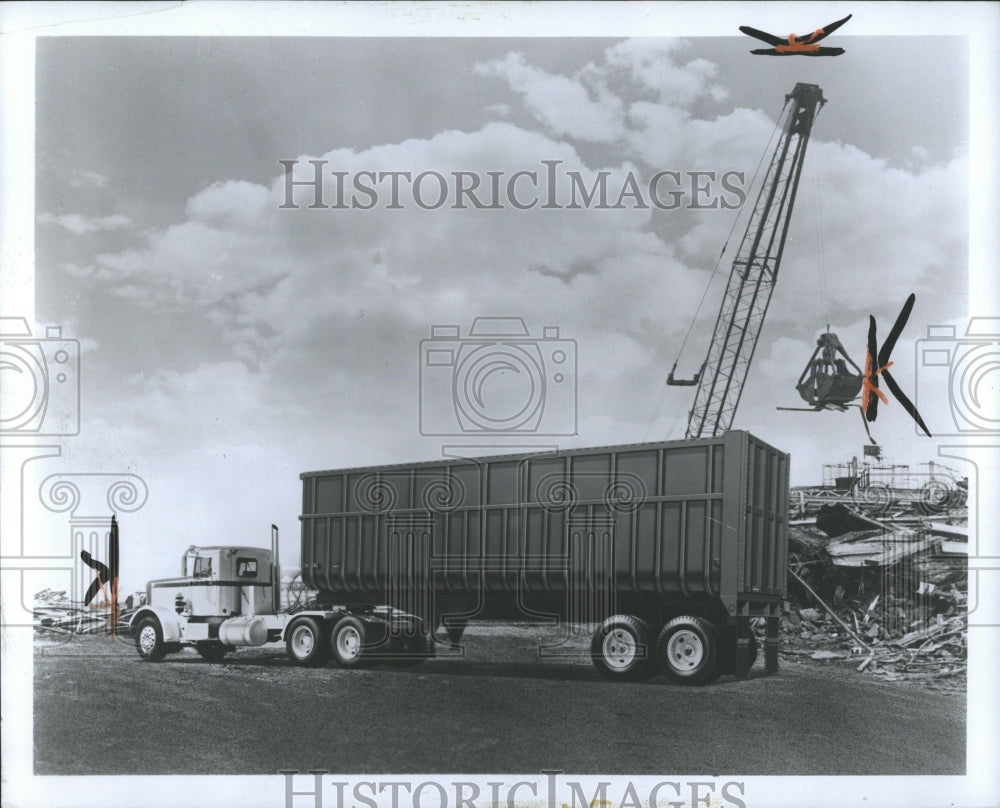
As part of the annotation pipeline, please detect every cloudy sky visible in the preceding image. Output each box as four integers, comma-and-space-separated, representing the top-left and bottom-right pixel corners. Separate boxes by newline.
28, 31, 973, 587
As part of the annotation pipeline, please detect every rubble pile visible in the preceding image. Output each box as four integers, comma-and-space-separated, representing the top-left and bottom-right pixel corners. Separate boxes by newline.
777, 502, 967, 683
33, 588, 140, 637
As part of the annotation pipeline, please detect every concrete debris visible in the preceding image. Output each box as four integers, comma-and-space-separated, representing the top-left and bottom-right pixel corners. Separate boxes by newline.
782, 491, 967, 685
33, 588, 143, 636
815, 504, 887, 537
926, 522, 968, 540
826, 529, 934, 567
926, 522, 969, 556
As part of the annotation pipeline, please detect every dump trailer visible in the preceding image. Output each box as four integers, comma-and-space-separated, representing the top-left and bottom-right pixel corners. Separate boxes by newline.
129, 430, 787, 684
298, 430, 788, 684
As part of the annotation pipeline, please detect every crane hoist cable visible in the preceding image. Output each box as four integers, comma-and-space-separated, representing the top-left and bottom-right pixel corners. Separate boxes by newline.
656, 98, 790, 441
809, 135, 830, 330
668, 98, 790, 374
668, 83, 827, 440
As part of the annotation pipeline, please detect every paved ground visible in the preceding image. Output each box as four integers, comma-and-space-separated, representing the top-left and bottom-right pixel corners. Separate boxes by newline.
34, 624, 965, 776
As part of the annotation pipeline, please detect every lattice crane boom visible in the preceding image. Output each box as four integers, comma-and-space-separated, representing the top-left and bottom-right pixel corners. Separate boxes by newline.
683, 83, 826, 439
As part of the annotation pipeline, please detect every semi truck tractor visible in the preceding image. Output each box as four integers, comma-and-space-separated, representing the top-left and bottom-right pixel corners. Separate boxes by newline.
131, 430, 788, 685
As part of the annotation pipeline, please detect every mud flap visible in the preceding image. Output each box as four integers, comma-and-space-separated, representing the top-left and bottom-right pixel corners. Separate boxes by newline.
443, 617, 467, 647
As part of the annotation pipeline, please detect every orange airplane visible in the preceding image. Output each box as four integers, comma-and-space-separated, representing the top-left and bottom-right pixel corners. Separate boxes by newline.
740, 14, 852, 56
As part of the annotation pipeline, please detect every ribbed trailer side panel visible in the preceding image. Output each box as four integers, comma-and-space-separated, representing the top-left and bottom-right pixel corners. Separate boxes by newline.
738, 433, 790, 600
300, 431, 787, 610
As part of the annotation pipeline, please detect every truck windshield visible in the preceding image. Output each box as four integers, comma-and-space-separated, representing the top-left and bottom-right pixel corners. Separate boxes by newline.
193, 557, 213, 578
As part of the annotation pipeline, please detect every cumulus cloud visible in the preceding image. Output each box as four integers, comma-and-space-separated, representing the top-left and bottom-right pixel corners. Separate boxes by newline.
476, 52, 625, 142
68, 169, 108, 188
37, 212, 131, 234
477, 38, 733, 163
59, 38, 968, 521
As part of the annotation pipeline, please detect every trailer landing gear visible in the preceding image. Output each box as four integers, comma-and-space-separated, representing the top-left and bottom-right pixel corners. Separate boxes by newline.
765, 615, 780, 674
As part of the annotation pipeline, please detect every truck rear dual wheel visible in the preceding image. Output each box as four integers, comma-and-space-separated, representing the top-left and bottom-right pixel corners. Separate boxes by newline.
286, 617, 329, 667
590, 615, 657, 681
655, 616, 718, 685
330, 616, 367, 668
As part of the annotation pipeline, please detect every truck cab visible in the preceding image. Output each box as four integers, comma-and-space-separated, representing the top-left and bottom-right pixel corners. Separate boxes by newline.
132, 543, 280, 662
153, 545, 275, 618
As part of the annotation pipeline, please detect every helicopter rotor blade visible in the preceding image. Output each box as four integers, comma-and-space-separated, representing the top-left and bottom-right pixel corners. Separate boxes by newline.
739, 25, 786, 46
882, 369, 933, 438
864, 316, 880, 422
877, 293, 916, 368
811, 14, 853, 42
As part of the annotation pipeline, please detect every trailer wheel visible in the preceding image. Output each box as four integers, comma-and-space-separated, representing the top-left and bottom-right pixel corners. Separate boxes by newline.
590, 615, 655, 681
196, 641, 229, 663
655, 616, 718, 685
134, 617, 167, 662
285, 617, 328, 667
330, 616, 367, 668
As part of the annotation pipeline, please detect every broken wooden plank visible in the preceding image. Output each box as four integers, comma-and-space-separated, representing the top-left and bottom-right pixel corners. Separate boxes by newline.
789, 568, 873, 651
926, 522, 968, 540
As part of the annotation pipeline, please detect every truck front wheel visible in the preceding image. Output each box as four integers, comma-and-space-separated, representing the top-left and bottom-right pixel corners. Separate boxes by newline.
134, 617, 167, 662
655, 616, 718, 685
590, 615, 655, 681
286, 617, 328, 667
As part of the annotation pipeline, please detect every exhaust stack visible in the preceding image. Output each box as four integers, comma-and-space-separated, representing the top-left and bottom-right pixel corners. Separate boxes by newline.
271, 524, 280, 614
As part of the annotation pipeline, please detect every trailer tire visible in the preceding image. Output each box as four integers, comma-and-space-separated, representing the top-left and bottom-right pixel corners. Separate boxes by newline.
196, 641, 229, 663
656, 616, 718, 685
330, 616, 367, 668
135, 617, 167, 662
286, 617, 328, 667
590, 615, 655, 681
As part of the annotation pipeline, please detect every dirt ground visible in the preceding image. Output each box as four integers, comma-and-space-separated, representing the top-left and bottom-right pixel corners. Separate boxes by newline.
34, 623, 965, 776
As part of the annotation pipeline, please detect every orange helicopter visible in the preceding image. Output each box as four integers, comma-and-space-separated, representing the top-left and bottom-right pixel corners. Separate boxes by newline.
779, 294, 932, 444
740, 14, 852, 57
